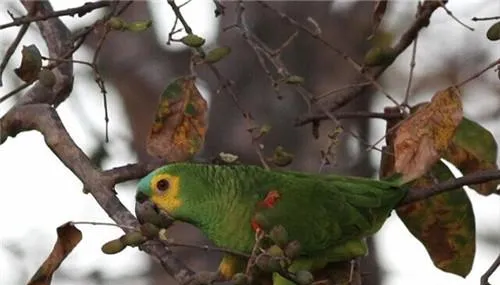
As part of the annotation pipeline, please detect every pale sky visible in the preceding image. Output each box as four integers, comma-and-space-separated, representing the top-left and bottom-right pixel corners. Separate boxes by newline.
0, 1, 499, 285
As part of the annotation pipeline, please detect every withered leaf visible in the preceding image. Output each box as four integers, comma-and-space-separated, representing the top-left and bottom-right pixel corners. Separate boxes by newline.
27, 223, 82, 285
14, 44, 42, 83
394, 87, 463, 182
381, 105, 475, 278
444, 117, 499, 195
396, 161, 476, 277
147, 76, 208, 161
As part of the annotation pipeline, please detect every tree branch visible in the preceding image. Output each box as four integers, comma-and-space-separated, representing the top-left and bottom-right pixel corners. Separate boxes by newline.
0, 104, 195, 284
401, 169, 500, 205
0, 1, 111, 30
481, 253, 500, 285
295, 0, 443, 126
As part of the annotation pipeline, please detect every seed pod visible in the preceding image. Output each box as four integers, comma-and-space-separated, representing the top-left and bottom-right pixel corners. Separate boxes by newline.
125, 20, 152, 32
267, 256, 282, 272
269, 225, 288, 247
285, 75, 304, 85
487, 21, 500, 41
120, 231, 147, 247
232, 273, 249, 285
101, 238, 126, 254
267, 245, 285, 257
107, 17, 125, 30
255, 254, 273, 272
295, 270, 314, 285
140, 223, 160, 239
284, 240, 302, 259
204, 46, 231, 63
181, 34, 206, 48
38, 69, 56, 88
271, 146, 294, 167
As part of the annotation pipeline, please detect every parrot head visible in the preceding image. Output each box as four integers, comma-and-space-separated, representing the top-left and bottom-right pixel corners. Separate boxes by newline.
136, 163, 202, 218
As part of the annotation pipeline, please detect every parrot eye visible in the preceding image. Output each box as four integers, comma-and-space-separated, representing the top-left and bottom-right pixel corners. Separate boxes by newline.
156, 179, 169, 192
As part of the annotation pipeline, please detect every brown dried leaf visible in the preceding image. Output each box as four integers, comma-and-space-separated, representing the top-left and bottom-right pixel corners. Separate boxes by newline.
396, 162, 476, 277
14, 44, 42, 83
27, 223, 82, 285
147, 76, 208, 161
394, 87, 463, 182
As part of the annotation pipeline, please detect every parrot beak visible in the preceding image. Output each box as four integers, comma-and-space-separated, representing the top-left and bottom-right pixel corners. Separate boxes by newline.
135, 191, 149, 204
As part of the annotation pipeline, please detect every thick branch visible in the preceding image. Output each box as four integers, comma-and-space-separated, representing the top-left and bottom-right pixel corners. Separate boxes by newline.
0, 104, 195, 284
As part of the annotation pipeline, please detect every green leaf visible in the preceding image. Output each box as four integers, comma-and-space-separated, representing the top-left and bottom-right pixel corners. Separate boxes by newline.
444, 117, 499, 195
486, 21, 500, 41
147, 76, 208, 161
397, 161, 476, 277
204, 46, 231, 63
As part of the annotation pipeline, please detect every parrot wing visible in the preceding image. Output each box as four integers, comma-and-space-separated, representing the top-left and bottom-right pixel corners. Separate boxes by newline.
252, 172, 405, 256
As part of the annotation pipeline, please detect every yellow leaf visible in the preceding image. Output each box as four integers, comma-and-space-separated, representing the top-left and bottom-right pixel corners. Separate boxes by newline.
394, 87, 463, 182
147, 76, 208, 161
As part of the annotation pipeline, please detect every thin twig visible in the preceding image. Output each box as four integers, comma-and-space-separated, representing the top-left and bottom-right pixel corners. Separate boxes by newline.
160, 235, 250, 258
294, 110, 404, 126
314, 82, 372, 102
0, 23, 29, 87
245, 231, 264, 275
92, 27, 111, 142
0, 1, 111, 30
256, 1, 400, 108
70, 221, 137, 231
438, 0, 474, 31
480, 253, 500, 285
294, 0, 442, 125
0, 82, 32, 103
167, 0, 193, 34
471, 15, 500, 21
402, 4, 420, 107
456, 57, 500, 87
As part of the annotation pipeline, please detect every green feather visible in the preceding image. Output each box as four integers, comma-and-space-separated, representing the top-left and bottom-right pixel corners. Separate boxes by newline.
137, 163, 407, 282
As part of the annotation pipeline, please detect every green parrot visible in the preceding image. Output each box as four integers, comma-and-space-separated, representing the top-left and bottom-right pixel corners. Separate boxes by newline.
136, 163, 407, 285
